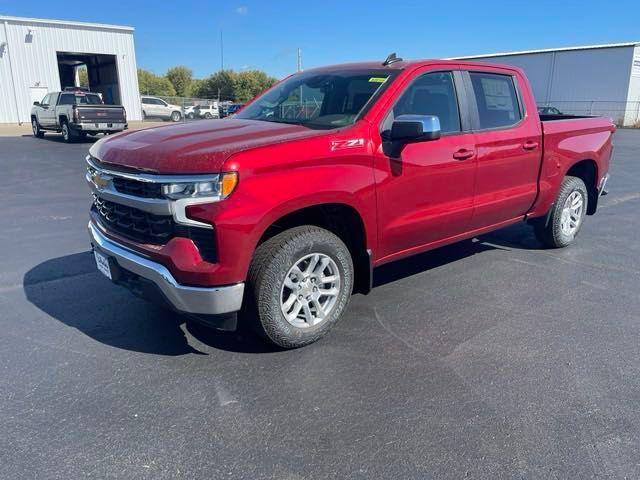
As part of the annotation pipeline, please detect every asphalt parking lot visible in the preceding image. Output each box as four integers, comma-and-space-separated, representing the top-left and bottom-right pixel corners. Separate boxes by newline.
1, 129, 639, 479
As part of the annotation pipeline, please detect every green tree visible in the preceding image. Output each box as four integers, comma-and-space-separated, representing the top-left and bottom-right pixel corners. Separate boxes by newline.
137, 69, 176, 96
191, 69, 279, 101
192, 70, 237, 100
77, 66, 89, 87
235, 70, 279, 102
188, 78, 204, 97
166, 65, 193, 97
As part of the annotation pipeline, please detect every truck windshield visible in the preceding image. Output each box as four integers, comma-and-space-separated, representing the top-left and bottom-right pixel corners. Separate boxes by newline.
59, 93, 102, 105
236, 69, 398, 129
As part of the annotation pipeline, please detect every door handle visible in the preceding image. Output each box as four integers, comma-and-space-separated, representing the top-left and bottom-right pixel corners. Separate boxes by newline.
523, 140, 539, 151
453, 148, 475, 160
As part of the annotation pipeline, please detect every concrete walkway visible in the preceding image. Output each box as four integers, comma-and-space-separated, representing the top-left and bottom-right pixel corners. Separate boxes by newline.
0, 121, 167, 137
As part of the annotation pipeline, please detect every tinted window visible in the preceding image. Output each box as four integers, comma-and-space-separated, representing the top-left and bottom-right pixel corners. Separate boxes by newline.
142, 98, 151, 104
384, 72, 461, 134
469, 73, 521, 129
58, 93, 101, 105
236, 69, 397, 129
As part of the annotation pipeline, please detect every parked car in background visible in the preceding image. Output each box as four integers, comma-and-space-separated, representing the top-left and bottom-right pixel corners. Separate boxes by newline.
184, 105, 197, 119
195, 104, 220, 119
221, 103, 244, 118
88, 58, 614, 348
31, 90, 127, 142
538, 106, 563, 115
141, 96, 183, 122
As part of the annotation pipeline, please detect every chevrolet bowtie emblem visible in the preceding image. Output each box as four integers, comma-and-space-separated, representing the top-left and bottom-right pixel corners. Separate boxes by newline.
92, 172, 112, 189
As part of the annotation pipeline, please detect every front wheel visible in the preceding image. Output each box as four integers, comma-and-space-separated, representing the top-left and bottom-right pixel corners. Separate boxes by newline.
170, 111, 181, 122
534, 175, 588, 248
32, 118, 44, 138
246, 226, 353, 348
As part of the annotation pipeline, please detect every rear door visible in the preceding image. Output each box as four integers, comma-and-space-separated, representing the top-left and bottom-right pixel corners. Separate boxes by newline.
465, 70, 542, 228
374, 69, 478, 259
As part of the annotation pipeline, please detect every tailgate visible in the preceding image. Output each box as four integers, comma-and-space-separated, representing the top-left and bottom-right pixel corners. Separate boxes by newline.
76, 106, 126, 123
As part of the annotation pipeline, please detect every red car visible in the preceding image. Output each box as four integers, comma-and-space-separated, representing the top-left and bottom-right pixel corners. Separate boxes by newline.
87, 56, 614, 348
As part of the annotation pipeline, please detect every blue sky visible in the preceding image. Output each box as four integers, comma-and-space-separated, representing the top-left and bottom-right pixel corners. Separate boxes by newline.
2, 0, 639, 79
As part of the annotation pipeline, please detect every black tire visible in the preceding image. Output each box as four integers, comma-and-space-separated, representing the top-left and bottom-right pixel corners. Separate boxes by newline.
204, 112, 213, 119
187, 113, 195, 119
246, 226, 354, 348
61, 121, 75, 143
31, 118, 44, 138
534, 175, 588, 248
171, 111, 181, 122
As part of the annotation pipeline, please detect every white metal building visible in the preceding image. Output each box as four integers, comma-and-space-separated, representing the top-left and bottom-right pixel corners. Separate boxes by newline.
454, 42, 640, 126
0, 15, 142, 124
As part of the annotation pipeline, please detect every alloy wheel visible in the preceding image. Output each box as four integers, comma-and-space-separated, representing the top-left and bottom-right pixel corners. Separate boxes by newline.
280, 253, 341, 328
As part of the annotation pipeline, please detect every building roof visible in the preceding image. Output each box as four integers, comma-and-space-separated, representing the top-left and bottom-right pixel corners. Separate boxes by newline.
0, 15, 134, 32
452, 42, 640, 60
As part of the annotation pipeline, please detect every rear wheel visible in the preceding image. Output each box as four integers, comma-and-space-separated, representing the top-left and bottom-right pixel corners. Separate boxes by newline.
204, 112, 213, 119
31, 118, 44, 138
534, 175, 588, 248
61, 121, 75, 143
246, 226, 353, 348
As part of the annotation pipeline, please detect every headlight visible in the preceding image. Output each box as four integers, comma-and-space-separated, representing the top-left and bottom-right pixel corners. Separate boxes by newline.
161, 172, 238, 200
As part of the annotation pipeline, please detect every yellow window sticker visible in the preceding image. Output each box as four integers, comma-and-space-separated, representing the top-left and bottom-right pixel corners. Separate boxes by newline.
368, 77, 388, 83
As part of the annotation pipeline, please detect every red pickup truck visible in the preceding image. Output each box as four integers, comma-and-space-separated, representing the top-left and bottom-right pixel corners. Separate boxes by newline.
87, 57, 614, 348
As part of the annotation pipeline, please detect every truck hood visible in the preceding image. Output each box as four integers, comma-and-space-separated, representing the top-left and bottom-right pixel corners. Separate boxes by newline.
90, 119, 327, 174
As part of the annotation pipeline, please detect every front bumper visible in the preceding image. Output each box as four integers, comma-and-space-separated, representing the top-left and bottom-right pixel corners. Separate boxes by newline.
88, 222, 244, 315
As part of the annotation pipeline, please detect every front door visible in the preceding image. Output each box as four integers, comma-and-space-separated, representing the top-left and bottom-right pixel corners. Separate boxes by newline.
38, 93, 56, 127
374, 70, 477, 260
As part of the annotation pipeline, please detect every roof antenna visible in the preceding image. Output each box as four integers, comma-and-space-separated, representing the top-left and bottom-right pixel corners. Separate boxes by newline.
382, 52, 403, 66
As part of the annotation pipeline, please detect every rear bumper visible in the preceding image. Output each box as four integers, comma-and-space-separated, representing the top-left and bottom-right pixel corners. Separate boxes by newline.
88, 222, 244, 315
74, 122, 127, 132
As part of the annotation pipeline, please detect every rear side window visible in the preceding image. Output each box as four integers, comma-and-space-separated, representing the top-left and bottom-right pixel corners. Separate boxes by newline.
469, 72, 522, 129
384, 72, 461, 134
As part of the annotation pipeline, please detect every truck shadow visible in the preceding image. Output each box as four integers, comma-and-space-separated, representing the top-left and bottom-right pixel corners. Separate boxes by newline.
372, 223, 541, 287
22, 134, 99, 143
22, 224, 541, 356
23, 252, 278, 356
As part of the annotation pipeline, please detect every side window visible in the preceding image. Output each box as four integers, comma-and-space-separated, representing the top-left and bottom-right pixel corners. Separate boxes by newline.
59, 94, 75, 105
469, 72, 522, 129
41, 94, 51, 106
141, 98, 151, 105
383, 72, 461, 134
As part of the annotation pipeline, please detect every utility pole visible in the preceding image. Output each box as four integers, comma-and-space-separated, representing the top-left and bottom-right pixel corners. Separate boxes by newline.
297, 48, 302, 72
220, 30, 224, 71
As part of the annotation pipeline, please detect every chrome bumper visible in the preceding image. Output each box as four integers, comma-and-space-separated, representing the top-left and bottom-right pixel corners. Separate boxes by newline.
76, 122, 127, 131
88, 222, 244, 315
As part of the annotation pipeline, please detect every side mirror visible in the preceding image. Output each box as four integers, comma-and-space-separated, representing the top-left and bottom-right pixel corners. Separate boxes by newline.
390, 115, 441, 143
33, 101, 40, 106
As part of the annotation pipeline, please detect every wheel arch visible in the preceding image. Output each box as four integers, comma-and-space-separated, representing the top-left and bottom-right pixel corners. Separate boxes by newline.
566, 159, 598, 215
255, 202, 373, 294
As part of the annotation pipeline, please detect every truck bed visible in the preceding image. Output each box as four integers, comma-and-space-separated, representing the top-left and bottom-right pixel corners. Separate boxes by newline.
529, 115, 615, 218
